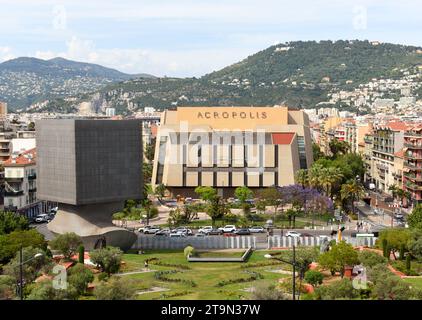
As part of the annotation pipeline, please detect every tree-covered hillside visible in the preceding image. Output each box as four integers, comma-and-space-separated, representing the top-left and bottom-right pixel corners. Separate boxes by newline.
28, 40, 422, 114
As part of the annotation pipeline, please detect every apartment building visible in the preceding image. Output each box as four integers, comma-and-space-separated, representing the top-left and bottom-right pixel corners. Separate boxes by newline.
371, 121, 408, 193
403, 125, 422, 204
151, 106, 313, 197
3, 148, 40, 218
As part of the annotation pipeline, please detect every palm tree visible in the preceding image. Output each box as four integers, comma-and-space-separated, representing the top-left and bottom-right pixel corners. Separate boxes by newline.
322, 167, 343, 199
295, 169, 309, 188
308, 164, 324, 190
340, 179, 365, 217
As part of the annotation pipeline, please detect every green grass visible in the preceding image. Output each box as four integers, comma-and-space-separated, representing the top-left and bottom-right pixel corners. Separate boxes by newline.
403, 278, 422, 290
119, 250, 288, 300
196, 250, 246, 258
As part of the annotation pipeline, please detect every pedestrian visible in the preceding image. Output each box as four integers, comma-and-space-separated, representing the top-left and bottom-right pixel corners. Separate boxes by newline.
144, 260, 148, 270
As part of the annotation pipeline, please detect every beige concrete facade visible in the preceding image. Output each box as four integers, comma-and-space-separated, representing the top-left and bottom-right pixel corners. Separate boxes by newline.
152, 106, 313, 197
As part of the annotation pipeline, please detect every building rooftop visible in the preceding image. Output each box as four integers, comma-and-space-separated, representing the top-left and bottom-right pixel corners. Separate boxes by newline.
3, 147, 36, 166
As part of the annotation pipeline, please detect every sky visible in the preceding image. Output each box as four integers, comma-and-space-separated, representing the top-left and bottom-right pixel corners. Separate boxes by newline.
0, 0, 421, 77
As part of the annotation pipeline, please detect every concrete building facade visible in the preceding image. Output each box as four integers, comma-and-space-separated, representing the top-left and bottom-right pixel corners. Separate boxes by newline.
36, 119, 142, 250
151, 106, 313, 197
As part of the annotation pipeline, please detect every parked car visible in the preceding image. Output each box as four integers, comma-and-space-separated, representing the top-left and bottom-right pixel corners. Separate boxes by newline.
394, 213, 404, 220
198, 226, 213, 234
234, 228, 251, 235
154, 229, 170, 236
218, 225, 237, 233
172, 227, 193, 236
286, 231, 301, 237
249, 226, 265, 233
34, 214, 50, 223
169, 233, 187, 238
194, 233, 207, 237
206, 228, 224, 235
138, 225, 161, 234
49, 207, 58, 214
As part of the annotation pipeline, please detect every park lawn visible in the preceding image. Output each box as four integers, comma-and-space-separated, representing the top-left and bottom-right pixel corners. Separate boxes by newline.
196, 250, 246, 258
120, 250, 288, 300
403, 277, 422, 290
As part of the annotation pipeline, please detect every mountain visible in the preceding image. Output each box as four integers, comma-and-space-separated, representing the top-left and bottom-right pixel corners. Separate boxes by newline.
0, 57, 154, 110
22, 40, 422, 114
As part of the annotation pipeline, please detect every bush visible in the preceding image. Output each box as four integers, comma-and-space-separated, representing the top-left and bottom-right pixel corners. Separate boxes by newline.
154, 270, 197, 287
26, 280, 79, 300
216, 271, 263, 287
94, 276, 136, 300
98, 273, 108, 282
314, 278, 359, 300
90, 246, 123, 276
358, 250, 387, 268
304, 270, 324, 287
184, 246, 196, 258
68, 263, 94, 295
251, 284, 287, 300
49, 233, 82, 260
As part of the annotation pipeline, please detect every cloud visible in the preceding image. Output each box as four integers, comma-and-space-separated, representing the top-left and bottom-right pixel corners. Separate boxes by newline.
0, 47, 15, 62
34, 35, 254, 76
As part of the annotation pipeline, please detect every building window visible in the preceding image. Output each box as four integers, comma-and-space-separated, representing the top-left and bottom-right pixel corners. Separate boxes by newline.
297, 136, 307, 169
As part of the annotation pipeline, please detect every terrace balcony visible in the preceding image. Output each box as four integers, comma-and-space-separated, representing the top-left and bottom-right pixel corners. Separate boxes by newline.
405, 162, 422, 171
405, 182, 422, 191
404, 172, 422, 182
4, 190, 24, 197
404, 142, 422, 150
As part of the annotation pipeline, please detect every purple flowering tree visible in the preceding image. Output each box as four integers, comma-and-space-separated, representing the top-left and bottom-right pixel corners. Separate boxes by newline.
278, 185, 333, 228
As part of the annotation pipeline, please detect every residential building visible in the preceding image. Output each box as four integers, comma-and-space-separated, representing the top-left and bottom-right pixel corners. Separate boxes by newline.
151, 106, 313, 197
3, 148, 53, 218
403, 125, 422, 205
371, 121, 408, 193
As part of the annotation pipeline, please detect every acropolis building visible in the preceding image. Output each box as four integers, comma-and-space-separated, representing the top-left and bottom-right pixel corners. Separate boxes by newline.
151, 106, 313, 197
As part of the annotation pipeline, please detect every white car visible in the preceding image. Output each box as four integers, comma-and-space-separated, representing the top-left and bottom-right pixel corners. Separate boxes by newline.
138, 225, 161, 234
249, 226, 265, 233
286, 231, 301, 237
172, 227, 193, 236
218, 225, 237, 233
198, 226, 213, 234
34, 214, 50, 223
169, 233, 187, 238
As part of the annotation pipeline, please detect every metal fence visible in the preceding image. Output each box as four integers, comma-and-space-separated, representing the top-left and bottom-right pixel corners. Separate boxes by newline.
133, 235, 257, 250
267, 236, 377, 249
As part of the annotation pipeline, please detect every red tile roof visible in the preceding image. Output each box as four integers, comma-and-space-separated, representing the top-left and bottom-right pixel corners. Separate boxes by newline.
3, 148, 36, 166
386, 121, 410, 131
272, 133, 295, 145
394, 149, 404, 158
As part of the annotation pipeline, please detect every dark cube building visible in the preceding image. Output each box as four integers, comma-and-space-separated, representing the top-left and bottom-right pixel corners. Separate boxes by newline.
36, 119, 142, 250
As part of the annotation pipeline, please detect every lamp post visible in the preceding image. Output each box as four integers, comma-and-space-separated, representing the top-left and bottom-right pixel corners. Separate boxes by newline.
17, 246, 43, 300
265, 244, 304, 300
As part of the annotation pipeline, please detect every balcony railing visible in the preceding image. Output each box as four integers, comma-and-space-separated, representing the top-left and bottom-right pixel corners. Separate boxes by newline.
405, 162, 422, 171
405, 153, 422, 160
4, 190, 24, 197
406, 182, 422, 191
404, 172, 422, 182
404, 142, 422, 149
405, 132, 422, 138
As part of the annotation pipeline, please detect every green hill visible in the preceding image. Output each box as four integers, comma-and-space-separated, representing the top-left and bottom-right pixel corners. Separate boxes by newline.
27, 40, 422, 114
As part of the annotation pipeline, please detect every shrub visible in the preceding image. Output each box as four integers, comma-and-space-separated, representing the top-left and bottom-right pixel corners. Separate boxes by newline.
49, 233, 82, 260
90, 246, 123, 276
68, 263, 94, 295
358, 250, 387, 268
314, 278, 359, 300
304, 270, 324, 287
154, 270, 197, 287
216, 271, 263, 287
26, 280, 79, 300
94, 276, 136, 300
251, 284, 287, 300
406, 254, 411, 271
184, 246, 196, 258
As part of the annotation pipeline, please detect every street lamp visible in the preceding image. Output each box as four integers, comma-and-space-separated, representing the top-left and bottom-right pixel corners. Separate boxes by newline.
17, 247, 43, 300
265, 244, 304, 300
